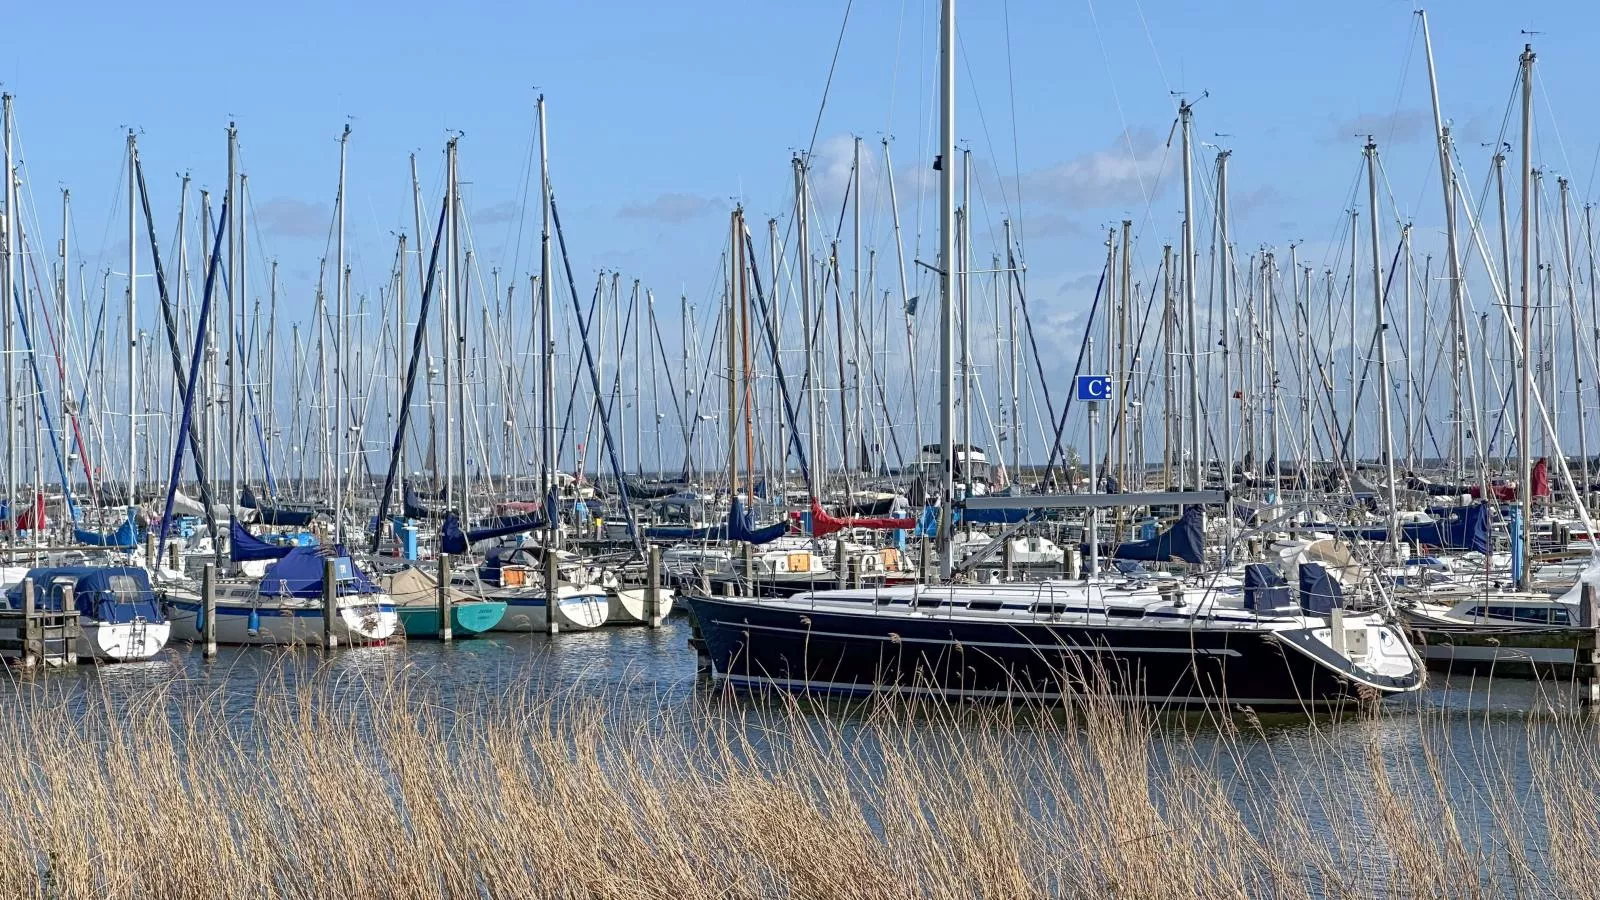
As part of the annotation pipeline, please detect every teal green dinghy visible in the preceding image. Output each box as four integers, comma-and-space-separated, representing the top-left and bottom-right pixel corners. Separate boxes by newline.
381, 567, 506, 638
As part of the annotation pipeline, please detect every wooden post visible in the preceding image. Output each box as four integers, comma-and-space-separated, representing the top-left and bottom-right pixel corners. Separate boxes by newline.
835, 536, 847, 589
646, 545, 663, 628
201, 563, 217, 659
322, 558, 338, 650
847, 556, 861, 589
1003, 536, 1015, 581
918, 535, 931, 585
436, 552, 453, 642
1067, 546, 1082, 581
1580, 582, 1599, 708
146, 531, 157, 570
58, 585, 76, 667
544, 550, 560, 635
21, 578, 36, 668
168, 540, 181, 574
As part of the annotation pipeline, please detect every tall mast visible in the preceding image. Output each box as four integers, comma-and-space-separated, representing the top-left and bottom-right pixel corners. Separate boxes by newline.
538, 95, 557, 548
852, 136, 863, 477
1366, 139, 1398, 554
1216, 150, 1233, 496
1517, 44, 1535, 587
1179, 101, 1201, 487
795, 156, 821, 497
1, 93, 14, 537
225, 122, 238, 519
334, 123, 349, 542
936, 0, 957, 579
1005, 219, 1020, 480
727, 209, 740, 503
1560, 177, 1590, 508
1419, 10, 1467, 482
59, 187, 70, 524
395, 232, 407, 504
960, 149, 972, 503
127, 130, 138, 511
884, 139, 920, 464
442, 137, 456, 515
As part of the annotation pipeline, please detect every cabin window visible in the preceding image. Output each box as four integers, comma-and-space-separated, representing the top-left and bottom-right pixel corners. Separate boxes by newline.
1468, 605, 1569, 625
1031, 602, 1069, 616
107, 575, 143, 602
966, 597, 1004, 612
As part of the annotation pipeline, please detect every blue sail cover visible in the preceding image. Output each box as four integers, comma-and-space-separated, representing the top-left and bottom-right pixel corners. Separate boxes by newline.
6, 566, 163, 624
1346, 502, 1490, 554
1112, 506, 1205, 565
230, 520, 294, 562
1243, 563, 1295, 614
727, 497, 788, 545
1299, 563, 1343, 615
259, 545, 381, 599
441, 513, 468, 555
74, 509, 140, 549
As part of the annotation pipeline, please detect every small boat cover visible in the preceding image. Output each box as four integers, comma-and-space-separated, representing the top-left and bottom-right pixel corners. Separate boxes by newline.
230, 519, 295, 562
1112, 506, 1205, 565
260, 545, 381, 599
7, 566, 162, 624
74, 509, 141, 549
807, 498, 914, 538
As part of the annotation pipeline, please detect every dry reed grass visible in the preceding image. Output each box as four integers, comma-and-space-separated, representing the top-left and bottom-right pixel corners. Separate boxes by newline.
0, 658, 1593, 899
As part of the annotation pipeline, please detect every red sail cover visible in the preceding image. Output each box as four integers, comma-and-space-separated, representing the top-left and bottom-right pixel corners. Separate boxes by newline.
1466, 458, 1551, 502
808, 499, 915, 537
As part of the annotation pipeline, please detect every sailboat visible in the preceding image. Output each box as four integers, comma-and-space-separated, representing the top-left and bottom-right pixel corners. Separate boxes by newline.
3, 566, 169, 662
685, 0, 1424, 709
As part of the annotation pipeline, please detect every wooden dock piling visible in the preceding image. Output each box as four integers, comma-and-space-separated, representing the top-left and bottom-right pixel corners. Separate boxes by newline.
201, 563, 217, 659
646, 546, 663, 628
544, 551, 560, 635
322, 558, 338, 649
436, 553, 453, 643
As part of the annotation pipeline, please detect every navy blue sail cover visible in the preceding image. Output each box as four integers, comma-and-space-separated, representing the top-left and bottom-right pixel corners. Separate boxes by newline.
1299, 563, 1343, 615
259, 545, 380, 598
1112, 506, 1205, 565
1243, 563, 1295, 614
727, 497, 788, 545
230, 519, 295, 562
1346, 502, 1489, 554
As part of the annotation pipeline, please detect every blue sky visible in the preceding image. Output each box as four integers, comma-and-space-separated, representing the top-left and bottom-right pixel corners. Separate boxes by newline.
6, 0, 1599, 471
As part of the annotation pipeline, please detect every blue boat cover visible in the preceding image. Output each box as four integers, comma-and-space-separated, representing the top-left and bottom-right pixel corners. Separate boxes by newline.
1299, 563, 1343, 615
1345, 502, 1490, 554
727, 497, 788, 545
7, 566, 163, 624
441, 510, 548, 555
1243, 563, 1295, 614
1113, 506, 1205, 565
230, 520, 295, 562
74, 509, 140, 549
260, 545, 380, 598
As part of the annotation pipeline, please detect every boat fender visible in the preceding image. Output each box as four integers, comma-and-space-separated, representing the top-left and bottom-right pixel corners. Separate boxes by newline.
247, 606, 260, 636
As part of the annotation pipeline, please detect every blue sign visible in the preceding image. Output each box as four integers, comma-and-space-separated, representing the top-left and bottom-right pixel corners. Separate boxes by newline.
1076, 375, 1113, 401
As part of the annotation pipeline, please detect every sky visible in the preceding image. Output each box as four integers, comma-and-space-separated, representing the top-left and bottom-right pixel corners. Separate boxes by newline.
5, 0, 1600, 475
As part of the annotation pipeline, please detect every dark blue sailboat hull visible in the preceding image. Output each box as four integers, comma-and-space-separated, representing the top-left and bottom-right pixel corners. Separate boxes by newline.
686, 595, 1414, 709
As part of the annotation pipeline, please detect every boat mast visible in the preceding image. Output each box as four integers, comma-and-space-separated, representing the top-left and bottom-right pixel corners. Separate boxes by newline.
538, 95, 558, 548
727, 209, 739, 506
225, 123, 237, 519
1420, 10, 1467, 484
59, 187, 71, 525
1179, 102, 1202, 488
1216, 150, 1232, 499
333, 124, 349, 541
442, 136, 456, 517
1005, 220, 1020, 481
936, 0, 957, 579
852, 136, 863, 478
0, 93, 12, 540
1517, 44, 1534, 587
960, 149, 972, 505
1365, 138, 1399, 556
884, 139, 921, 467
795, 157, 821, 498
127, 130, 138, 513
1559, 177, 1591, 507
